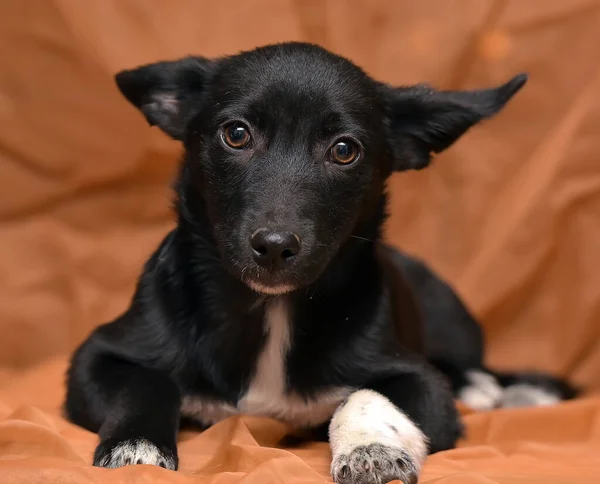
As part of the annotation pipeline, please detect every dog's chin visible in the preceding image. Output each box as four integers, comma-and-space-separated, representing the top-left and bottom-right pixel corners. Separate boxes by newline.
228, 262, 302, 296
239, 266, 318, 296
244, 279, 297, 296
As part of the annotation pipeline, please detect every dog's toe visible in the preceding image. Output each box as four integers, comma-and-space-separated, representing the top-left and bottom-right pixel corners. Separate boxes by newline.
331, 443, 418, 484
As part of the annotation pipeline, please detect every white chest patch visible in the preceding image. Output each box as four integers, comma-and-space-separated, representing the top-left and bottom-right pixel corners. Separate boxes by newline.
181, 298, 351, 428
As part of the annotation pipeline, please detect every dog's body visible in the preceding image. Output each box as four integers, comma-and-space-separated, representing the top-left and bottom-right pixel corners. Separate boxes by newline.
65, 43, 576, 484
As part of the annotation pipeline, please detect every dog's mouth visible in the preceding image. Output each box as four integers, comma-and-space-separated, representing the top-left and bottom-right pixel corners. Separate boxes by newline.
237, 265, 300, 296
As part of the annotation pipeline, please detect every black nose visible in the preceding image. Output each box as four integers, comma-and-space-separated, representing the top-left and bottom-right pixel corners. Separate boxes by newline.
250, 228, 300, 268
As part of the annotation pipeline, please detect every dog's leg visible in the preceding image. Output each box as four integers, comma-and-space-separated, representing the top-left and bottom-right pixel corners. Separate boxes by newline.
66, 347, 181, 470
492, 370, 578, 408
433, 360, 577, 411
329, 369, 461, 484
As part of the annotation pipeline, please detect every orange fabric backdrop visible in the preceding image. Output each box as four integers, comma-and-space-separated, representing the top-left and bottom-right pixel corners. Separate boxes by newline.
1, 1, 600, 483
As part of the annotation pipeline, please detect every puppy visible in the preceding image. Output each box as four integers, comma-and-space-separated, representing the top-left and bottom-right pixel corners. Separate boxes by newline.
65, 42, 576, 484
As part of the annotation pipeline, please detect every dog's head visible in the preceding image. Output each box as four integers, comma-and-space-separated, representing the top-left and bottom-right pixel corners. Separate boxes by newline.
115, 42, 526, 295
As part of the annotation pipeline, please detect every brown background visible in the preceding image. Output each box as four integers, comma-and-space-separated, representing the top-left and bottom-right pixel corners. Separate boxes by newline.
1, 1, 600, 483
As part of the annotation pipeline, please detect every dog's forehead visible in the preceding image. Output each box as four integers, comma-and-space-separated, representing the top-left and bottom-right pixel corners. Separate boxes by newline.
214, 45, 374, 107
210, 45, 377, 131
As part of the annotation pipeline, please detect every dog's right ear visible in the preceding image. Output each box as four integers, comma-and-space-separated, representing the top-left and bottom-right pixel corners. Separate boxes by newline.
115, 57, 214, 140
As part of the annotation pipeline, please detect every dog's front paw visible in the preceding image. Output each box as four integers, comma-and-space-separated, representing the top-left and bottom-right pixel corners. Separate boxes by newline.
329, 390, 428, 484
94, 438, 177, 470
331, 442, 419, 484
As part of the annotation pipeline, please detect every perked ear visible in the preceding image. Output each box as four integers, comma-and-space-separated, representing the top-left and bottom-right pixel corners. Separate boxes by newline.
115, 56, 214, 140
380, 74, 528, 171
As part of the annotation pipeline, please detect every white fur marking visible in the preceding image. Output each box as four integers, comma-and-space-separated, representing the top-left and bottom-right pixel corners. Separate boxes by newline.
459, 370, 503, 411
238, 298, 290, 411
151, 93, 179, 115
500, 383, 561, 408
329, 389, 428, 477
181, 298, 350, 427
97, 439, 175, 470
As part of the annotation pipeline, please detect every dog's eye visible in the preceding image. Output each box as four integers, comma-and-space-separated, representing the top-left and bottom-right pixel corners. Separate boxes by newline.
330, 140, 359, 165
222, 123, 251, 149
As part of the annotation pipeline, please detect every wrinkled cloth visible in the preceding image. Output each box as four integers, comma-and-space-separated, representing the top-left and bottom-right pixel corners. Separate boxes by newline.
1, 1, 600, 483
1, 360, 600, 484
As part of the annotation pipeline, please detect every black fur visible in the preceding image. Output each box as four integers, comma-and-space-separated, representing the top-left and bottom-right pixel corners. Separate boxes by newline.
64, 42, 574, 478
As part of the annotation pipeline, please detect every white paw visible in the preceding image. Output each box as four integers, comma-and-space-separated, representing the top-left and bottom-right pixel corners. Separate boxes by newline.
458, 370, 503, 411
329, 390, 428, 484
94, 438, 177, 470
500, 383, 561, 408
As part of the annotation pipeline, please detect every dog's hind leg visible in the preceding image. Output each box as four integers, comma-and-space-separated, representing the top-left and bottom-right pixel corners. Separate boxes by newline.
490, 369, 579, 408
433, 359, 578, 411
65, 338, 181, 470
429, 359, 502, 411
328, 365, 462, 484
384, 247, 579, 411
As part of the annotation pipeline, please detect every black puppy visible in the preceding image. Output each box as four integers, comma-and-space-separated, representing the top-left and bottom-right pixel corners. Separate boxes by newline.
65, 42, 576, 484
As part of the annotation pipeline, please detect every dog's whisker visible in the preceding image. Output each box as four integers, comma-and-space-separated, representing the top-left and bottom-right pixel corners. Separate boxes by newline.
350, 234, 375, 243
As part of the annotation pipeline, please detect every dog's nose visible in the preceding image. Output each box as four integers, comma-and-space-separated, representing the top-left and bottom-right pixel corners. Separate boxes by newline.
250, 228, 300, 268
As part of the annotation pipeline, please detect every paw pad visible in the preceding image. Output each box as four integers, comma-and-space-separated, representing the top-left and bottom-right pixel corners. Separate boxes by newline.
331, 443, 419, 484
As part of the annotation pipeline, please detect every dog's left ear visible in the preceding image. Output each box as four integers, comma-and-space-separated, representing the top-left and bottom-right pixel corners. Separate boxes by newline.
379, 74, 527, 171
115, 56, 214, 140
